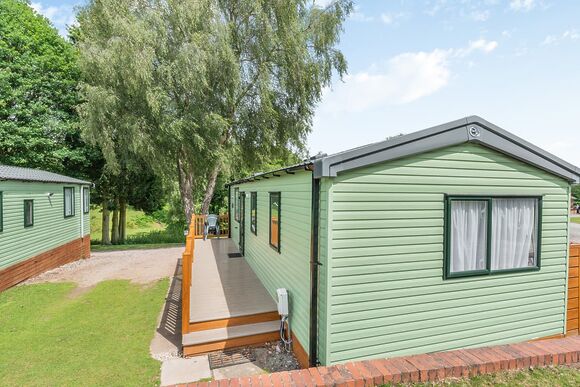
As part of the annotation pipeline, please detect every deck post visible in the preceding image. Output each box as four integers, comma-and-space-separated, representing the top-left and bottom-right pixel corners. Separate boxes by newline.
182, 214, 196, 335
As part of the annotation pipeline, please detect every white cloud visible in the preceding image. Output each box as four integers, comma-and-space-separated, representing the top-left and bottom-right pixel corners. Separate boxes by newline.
455, 39, 498, 57
470, 10, 491, 22
542, 29, 580, 45
313, 0, 335, 8
30, 2, 76, 37
350, 6, 374, 22
380, 12, 406, 25
320, 49, 451, 113
319, 39, 498, 114
510, 0, 536, 12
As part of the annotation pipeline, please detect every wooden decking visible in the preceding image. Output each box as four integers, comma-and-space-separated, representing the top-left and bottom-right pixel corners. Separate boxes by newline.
189, 239, 277, 323
182, 237, 279, 356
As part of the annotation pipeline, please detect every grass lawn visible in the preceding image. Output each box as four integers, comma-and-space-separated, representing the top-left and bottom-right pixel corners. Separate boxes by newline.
90, 206, 165, 242
0, 280, 168, 386
571, 217, 580, 224
91, 242, 184, 252
385, 366, 580, 386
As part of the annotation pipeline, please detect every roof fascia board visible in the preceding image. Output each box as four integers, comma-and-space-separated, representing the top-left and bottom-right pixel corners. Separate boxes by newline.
468, 123, 579, 182
314, 116, 580, 183
313, 117, 469, 179
466, 116, 580, 177
326, 126, 469, 178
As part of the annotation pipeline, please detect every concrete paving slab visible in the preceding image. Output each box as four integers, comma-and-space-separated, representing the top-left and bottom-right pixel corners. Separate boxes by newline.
212, 362, 267, 380
571, 222, 580, 243
161, 357, 212, 386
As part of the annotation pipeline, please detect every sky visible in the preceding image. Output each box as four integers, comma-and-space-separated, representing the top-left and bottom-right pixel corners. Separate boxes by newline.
31, 0, 580, 166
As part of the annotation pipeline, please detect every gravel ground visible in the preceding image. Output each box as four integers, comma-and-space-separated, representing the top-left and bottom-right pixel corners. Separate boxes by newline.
251, 341, 300, 373
24, 246, 183, 288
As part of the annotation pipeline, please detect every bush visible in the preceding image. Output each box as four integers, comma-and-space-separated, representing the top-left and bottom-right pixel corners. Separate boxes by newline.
124, 228, 185, 245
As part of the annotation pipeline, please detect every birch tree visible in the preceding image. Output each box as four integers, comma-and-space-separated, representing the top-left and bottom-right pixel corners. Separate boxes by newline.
77, 0, 351, 221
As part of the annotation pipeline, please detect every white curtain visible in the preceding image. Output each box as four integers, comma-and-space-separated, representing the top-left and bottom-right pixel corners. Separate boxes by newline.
491, 198, 537, 270
450, 201, 488, 273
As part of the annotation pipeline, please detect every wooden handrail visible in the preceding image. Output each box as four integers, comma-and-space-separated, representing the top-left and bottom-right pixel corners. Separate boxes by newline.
181, 214, 196, 334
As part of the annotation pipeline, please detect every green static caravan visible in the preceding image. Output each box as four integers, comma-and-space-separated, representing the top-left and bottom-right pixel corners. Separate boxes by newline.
227, 116, 580, 367
0, 165, 91, 291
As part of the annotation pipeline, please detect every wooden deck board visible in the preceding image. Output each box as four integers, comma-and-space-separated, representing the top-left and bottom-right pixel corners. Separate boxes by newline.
189, 238, 277, 323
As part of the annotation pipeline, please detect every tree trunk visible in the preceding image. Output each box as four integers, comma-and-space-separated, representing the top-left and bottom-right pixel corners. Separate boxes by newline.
111, 201, 119, 244
101, 203, 111, 245
200, 162, 221, 214
119, 198, 127, 244
177, 156, 195, 226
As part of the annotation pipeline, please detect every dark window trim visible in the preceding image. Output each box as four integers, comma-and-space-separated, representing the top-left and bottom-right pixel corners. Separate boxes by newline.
250, 191, 257, 235
0, 191, 3, 232
444, 194, 542, 279
269, 192, 281, 253
24, 199, 34, 228
83, 187, 90, 214
234, 187, 240, 222
64, 187, 75, 218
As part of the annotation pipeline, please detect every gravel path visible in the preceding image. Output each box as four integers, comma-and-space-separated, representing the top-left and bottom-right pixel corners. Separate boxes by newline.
24, 246, 183, 288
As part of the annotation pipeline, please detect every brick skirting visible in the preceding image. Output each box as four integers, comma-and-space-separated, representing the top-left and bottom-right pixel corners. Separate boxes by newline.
0, 235, 90, 292
177, 336, 580, 386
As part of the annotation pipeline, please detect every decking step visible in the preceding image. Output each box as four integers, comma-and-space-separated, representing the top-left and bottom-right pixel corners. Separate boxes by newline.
183, 320, 280, 347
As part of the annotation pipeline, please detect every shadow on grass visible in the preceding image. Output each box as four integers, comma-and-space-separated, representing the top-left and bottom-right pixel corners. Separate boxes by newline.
156, 258, 183, 351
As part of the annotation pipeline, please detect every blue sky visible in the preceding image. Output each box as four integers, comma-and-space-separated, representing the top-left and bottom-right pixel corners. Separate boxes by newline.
32, 0, 580, 165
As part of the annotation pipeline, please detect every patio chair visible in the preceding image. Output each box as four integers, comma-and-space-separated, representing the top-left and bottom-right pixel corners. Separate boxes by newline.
203, 214, 220, 240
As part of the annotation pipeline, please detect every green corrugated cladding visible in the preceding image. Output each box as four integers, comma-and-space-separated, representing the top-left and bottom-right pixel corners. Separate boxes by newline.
0, 181, 90, 270
324, 143, 569, 364
231, 170, 313, 355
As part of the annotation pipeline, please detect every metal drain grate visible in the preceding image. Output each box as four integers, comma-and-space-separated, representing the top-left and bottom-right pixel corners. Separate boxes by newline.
208, 348, 256, 369
227, 252, 243, 258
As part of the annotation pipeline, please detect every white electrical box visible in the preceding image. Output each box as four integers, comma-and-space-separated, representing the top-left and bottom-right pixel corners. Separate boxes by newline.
276, 288, 289, 316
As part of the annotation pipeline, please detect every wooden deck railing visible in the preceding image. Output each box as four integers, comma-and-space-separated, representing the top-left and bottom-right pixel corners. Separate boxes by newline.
193, 214, 229, 239
181, 215, 196, 334
567, 244, 580, 335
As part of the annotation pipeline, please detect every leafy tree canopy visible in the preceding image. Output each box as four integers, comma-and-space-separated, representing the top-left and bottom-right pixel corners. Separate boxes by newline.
0, 0, 92, 177
77, 0, 352, 220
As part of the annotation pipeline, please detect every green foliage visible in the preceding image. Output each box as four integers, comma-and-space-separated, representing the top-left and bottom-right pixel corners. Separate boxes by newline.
0, 280, 168, 386
90, 205, 164, 241
0, 0, 94, 178
91, 242, 184, 252
572, 184, 580, 203
76, 0, 352, 216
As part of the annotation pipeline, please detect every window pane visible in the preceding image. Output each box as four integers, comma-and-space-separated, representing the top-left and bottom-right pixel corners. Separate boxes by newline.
24, 200, 33, 227
65, 190, 70, 215
491, 198, 538, 270
450, 200, 488, 273
270, 193, 280, 249
83, 188, 90, 213
234, 188, 240, 221
250, 192, 257, 234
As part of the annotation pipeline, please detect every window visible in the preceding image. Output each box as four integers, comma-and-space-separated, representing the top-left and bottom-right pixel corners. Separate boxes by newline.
24, 200, 34, 227
83, 187, 90, 214
234, 188, 240, 222
0, 192, 3, 232
269, 192, 281, 252
250, 192, 257, 235
64, 187, 75, 218
445, 196, 541, 278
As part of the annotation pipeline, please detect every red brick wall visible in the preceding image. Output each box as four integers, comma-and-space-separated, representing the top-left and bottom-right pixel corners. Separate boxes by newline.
0, 235, 90, 292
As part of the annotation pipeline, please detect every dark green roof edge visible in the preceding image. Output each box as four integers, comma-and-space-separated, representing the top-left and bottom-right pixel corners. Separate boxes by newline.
227, 116, 580, 185
0, 165, 91, 185
312, 116, 580, 183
